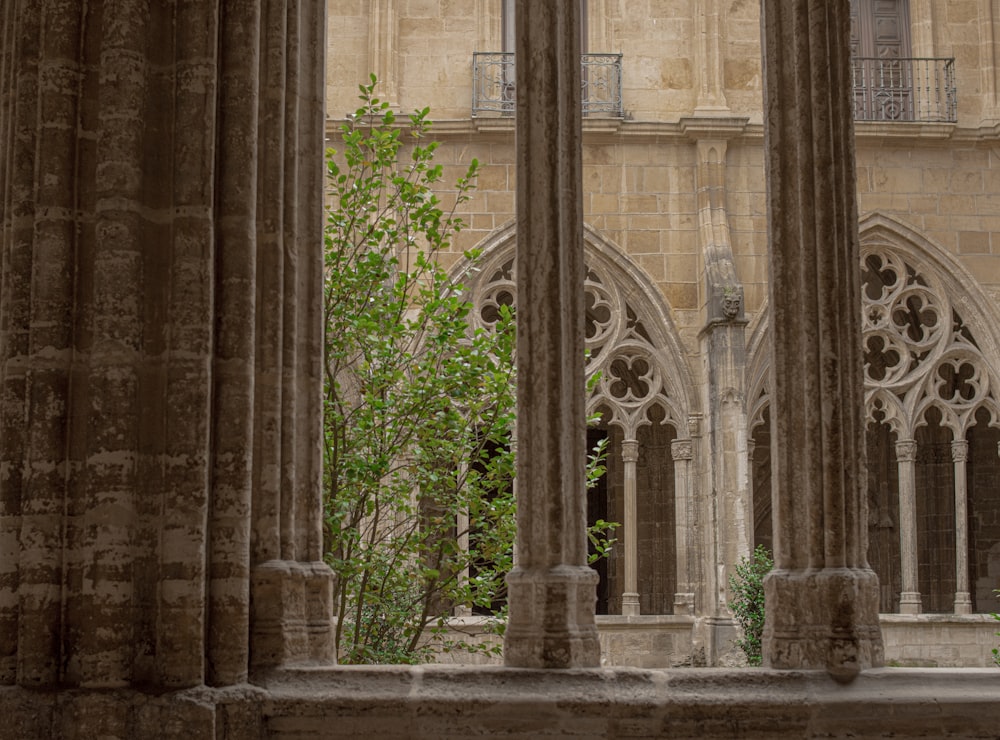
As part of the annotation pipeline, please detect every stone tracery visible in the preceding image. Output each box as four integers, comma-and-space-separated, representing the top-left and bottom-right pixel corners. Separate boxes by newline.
463, 232, 691, 616
861, 246, 1000, 437
749, 222, 1000, 616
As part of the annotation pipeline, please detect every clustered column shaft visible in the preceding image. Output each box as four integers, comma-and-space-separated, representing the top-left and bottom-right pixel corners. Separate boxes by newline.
0, 0, 332, 693
760, 0, 884, 680
503, 0, 600, 668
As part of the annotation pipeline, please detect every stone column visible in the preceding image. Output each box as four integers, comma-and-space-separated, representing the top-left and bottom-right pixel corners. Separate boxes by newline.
952, 440, 973, 614
672, 438, 695, 615
503, 0, 600, 668
692, 134, 751, 628
760, 0, 884, 680
621, 439, 641, 616
895, 439, 922, 614
455, 482, 473, 618
0, 0, 332, 695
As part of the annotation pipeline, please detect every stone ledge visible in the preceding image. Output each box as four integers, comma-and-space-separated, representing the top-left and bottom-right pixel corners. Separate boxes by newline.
259, 665, 1000, 739
3, 667, 998, 738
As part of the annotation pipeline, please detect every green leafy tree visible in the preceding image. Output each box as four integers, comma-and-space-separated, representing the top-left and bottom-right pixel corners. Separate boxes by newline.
323, 77, 614, 664
728, 545, 773, 666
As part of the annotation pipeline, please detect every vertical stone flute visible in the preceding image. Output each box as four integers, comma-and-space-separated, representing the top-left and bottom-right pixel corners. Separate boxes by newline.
760, 0, 884, 680
503, 0, 601, 668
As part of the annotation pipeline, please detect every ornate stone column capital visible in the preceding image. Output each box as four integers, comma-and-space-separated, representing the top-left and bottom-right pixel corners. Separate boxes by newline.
895, 439, 917, 463
671, 439, 693, 461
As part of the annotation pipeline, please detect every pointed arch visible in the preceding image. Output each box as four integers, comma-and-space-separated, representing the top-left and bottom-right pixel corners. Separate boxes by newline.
858, 212, 1000, 435
746, 212, 1000, 613
454, 221, 698, 432
454, 222, 698, 616
744, 212, 1000, 435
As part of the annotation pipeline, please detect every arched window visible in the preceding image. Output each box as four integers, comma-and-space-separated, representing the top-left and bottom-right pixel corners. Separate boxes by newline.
461, 227, 695, 615
750, 218, 1000, 615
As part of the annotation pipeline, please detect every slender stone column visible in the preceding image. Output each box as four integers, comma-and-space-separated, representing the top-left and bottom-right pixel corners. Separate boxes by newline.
760, 0, 884, 680
672, 438, 695, 615
503, 0, 600, 668
455, 490, 472, 617
895, 440, 921, 614
621, 439, 640, 616
952, 440, 973, 614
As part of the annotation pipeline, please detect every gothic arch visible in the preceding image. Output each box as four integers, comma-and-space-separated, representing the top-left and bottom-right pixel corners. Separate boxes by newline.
455, 221, 697, 431
858, 212, 1000, 436
744, 212, 1000, 433
454, 222, 697, 615
746, 212, 1000, 613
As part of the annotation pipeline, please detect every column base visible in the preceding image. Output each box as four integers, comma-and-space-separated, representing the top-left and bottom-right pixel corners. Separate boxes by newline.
898, 592, 922, 614
621, 592, 640, 616
763, 567, 884, 682
504, 565, 600, 668
251, 560, 334, 671
954, 592, 973, 615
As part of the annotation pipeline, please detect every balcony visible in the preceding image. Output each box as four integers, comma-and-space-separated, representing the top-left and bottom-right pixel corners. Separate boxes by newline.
472, 52, 623, 117
851, 57, 956, 123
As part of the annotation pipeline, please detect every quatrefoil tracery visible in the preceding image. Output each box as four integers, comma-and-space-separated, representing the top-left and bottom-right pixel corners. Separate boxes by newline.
468, 248, 682, 435
862, 247, 999, 436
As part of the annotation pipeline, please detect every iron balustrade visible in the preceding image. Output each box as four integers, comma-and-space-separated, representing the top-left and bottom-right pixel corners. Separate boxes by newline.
472, 52, 623, 117
851, 57, 956, 123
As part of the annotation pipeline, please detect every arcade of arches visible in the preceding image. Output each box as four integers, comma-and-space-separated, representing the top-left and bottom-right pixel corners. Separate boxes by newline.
2, 1, 1000, 737
752, 229, 1000, 618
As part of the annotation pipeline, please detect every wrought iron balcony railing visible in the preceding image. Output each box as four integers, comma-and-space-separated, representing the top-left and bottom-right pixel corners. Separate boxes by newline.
472, 51, 623, 117
851, 57, 956, 123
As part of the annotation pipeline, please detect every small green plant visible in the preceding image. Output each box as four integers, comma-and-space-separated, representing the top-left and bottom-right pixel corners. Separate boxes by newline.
728, 545, 773, 666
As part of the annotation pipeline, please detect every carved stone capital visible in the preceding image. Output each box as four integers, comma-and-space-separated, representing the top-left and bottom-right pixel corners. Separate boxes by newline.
671, 439, 693, 461
894, 439, 917, 463
951, 439, 969, 463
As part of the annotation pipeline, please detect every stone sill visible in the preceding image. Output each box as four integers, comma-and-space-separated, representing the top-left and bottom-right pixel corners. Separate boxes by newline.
881, 612, 998, 624
596, 614, 696, 630
258, 665, 1000, 738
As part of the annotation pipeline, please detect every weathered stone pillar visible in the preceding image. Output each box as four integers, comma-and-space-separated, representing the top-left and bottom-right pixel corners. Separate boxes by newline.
0, 0, 332, 696
690, 133, 751, 633
760, 0, 884, 680
621, 439, 641, 616
672, 438, 695, 615
503, 0, 600, 668
895, 439, 922, 614
951, 440, 973, 614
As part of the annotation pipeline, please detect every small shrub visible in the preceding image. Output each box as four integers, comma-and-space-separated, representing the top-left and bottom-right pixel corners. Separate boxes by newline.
728, 545, 773, 666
